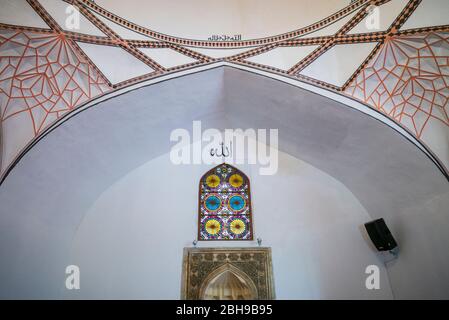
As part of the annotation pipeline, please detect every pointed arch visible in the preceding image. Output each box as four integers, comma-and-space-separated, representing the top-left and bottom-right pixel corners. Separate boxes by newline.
198, 263, 258, 300
198, 163, 253, 240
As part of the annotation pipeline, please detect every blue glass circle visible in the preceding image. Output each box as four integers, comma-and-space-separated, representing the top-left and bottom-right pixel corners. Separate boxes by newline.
205, 195, 221, 211
229, 195, 245, 211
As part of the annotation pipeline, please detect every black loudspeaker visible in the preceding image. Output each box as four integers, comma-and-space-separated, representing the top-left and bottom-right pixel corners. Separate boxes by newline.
364, 218, 398, 251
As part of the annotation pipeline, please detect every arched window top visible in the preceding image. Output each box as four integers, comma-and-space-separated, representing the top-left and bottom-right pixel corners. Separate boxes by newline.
198, 163, 253, 241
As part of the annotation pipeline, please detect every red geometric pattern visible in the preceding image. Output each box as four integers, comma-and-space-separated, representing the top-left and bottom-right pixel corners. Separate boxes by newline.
1, 0, 448, 179
78, 0, 370, 48
0, 29, 110, 136
345, 32, 449, 138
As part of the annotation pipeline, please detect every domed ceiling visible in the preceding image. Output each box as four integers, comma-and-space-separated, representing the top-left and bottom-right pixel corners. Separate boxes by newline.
0, 0, 448, 182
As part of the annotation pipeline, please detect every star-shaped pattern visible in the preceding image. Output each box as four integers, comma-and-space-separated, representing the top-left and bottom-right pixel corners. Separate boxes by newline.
0, 0, 448, 180
345, 32, 449, 138
0, 30, 110, 135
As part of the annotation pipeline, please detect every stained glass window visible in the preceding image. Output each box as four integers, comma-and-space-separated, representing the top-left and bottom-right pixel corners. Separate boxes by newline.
199, 163, 253, 240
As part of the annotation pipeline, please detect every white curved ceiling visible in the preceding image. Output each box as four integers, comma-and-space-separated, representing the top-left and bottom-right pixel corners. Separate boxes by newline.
0, 0, 448, 183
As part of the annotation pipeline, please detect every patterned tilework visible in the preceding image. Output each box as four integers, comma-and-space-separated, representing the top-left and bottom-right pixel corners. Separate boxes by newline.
345, 32, 449, 138
78, 0, 370, 47
0, 30, 110, 136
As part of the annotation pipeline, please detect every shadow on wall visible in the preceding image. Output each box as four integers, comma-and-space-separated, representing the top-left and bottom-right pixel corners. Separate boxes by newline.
0, 67, 447, 299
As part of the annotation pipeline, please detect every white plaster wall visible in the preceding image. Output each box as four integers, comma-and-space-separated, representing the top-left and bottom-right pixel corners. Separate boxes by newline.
65, 146, 393, 299
382, 191, 449, 299
95, 0, 349, 40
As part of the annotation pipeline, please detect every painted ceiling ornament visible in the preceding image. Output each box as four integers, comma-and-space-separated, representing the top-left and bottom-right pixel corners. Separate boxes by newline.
1, 0, 448, 183
199, 163, 253, 240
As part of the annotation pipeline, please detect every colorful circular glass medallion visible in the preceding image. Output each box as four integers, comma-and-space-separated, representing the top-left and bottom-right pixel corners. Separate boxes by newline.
204, 195, 222, 212
205, 218, 221, 235
205, 174, 220, 188
229, 174, 244, 188
229, 218, 246, 235
228, 195, 246, 211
